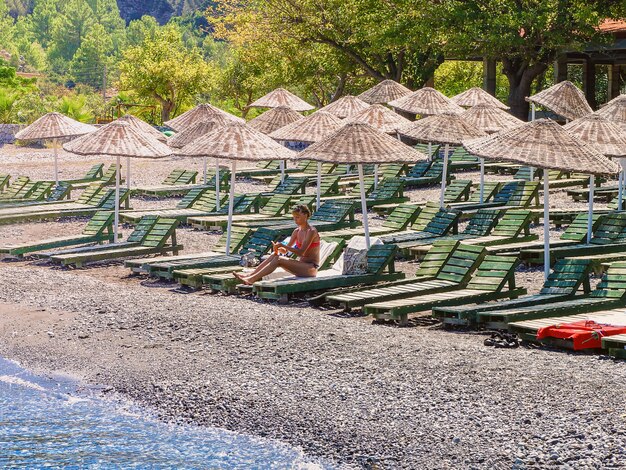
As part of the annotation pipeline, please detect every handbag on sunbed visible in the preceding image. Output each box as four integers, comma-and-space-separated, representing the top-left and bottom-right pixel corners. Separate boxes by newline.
342, 247, 368, 275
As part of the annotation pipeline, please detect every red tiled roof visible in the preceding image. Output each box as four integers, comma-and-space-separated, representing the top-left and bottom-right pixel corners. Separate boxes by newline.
599, 20, 626, 33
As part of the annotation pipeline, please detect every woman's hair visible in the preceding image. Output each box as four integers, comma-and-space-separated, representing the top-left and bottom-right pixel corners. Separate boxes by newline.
291, 204, 312, 218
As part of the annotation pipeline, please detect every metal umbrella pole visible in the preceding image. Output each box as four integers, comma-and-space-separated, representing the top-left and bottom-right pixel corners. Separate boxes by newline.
203, 157, 207, 184
587, 175, 595, 243
358, 163, 370, 249
53, 139, 59, 186
224, 160, 237, 256
439, 143, 450, 208
316, 162, 322, 210
114, 155, 121, 243
543, 171, 550, 280
215, 159, 221, 211
479, 158, 485, 203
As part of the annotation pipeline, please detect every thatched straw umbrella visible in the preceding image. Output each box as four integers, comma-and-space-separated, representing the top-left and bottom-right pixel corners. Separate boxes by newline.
318, 95, 370, 119
461, 104, 524, 199
248, 88, 315, 112
15, 112, 96, 185
247, 106, 304, 135
451, 87, 509, 109
168, 116, 230, 208
595, 95, 626, 130
464, 119, 618, 279
164, 104, 244, 132
178, 123, 296, 254
115, 114, 168, 191
346, 104, 412, 189
346, 104, 411, 134
564, 114, 626, 229
388, 87, 464, 116
270, 111, 344, 202
595, 97, 626, 203
400, 112, 485, 206
526, 81, 593, 121
64, 121, 173, 242
299, 122, 427, 248
461, 104, 523, 133
357, 79, 412, 105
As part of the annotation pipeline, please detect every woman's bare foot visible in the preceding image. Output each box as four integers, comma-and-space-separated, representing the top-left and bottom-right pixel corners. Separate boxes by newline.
233, 272, 254, 285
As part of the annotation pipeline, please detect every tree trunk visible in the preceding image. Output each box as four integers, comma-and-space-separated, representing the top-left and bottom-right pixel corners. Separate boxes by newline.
502, 60, 548, 121
160, 100, 175, 122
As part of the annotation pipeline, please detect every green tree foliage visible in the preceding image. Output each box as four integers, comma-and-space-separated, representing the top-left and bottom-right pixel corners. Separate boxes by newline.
0, 88, 18, 123
0, 1, 16, 49
70, 23, 113, 89
118, 25, 212, 121
56, 93, 93, 122
211, 0, 445, 93
440, 0, 626, 119
30, 0, 57, 47
48, 0, 96, 62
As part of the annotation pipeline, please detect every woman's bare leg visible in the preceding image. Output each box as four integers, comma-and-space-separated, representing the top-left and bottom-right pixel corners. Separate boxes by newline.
241, 255, 281, 284
277, 258, 317, 277
234, 254, 277, 283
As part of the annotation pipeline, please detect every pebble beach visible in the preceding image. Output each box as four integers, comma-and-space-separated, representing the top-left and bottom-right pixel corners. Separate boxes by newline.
0, 145, 625, 468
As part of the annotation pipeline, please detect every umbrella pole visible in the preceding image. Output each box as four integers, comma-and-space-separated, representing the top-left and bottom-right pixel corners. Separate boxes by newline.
479, 158, 485, 203
126, 157, 131, 189
531, 103, 536, 121
428, 142, 432, 161
215, 159, 220, 212
374, 165, 378, 190
587, 175, 595, 243
618, 171, 623, 211
114, 155, 121, 243
203, 157, 207, 185
280, 160, 285, 183
53, 139, 59, 186
543, 175, 550, 280
225, 160, 237, 256
439, 143, 449, 208
316, 162, 321, 210
358, 164, 370, 249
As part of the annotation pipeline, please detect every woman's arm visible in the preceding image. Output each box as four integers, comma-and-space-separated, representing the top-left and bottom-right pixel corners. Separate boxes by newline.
272, 230, 298, 254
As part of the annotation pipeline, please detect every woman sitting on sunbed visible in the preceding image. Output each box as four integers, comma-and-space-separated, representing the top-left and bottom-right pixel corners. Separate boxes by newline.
234, 204, 320, 285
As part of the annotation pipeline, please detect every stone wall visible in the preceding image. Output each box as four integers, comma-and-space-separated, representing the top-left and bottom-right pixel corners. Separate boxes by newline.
0, 124, 24, 144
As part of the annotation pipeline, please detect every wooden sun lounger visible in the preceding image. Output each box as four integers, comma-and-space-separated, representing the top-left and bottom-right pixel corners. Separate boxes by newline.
0, 212, 115, 257
432, 259, 592, 328
325, 243, 486, 311
364, 255, 525, 325
253, 244, 404, 303
49, 217, 181, 267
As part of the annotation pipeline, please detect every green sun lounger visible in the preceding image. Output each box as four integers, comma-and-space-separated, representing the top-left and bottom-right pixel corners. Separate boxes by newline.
0, 211, 115, 257
253, 244, 404, 303
365, 255, 524, 325
0, 174, 10, 192
432, 258, 592, 328
325, 243, 487, 311
476, 262, 626, 327
49, 217, 181, 267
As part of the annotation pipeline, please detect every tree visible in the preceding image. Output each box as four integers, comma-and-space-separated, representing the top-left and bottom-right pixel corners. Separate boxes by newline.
29, 0, 58, 47
118, 25, 212, 121
441, 1, 626, 119
48, 0, 96, 62
70, 23, 113, 88
0, 2, 15, 50
211, 0, 445, 90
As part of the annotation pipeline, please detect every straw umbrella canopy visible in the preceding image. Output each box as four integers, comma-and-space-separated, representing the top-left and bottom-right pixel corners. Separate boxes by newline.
357, 79, 412, 104
177, 122, 297, 255
451, 87, 509, 109
463, 119, 619, 279
299, 122, 427, 248
64, 121, 173, 242
247, 106, 304, 135
318, 95, 370, 119
388, 87, 464, 116
595, 95, 626, 131
461, 104, 523, 134
117, 114, 167, 143
269, 111, 343, 144
564, 113, 626, 215
248, 88, 315, 112
346, 104, 411, 134
526, 81, 593, 121
164, 103, 244, 132
14, 112, 96, 185
167, 116, 230, 199
400, 111, 486, 207
269, 110, 343, 206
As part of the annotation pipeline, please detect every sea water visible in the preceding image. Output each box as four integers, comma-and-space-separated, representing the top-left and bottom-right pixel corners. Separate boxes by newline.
0, 357, 331, 469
